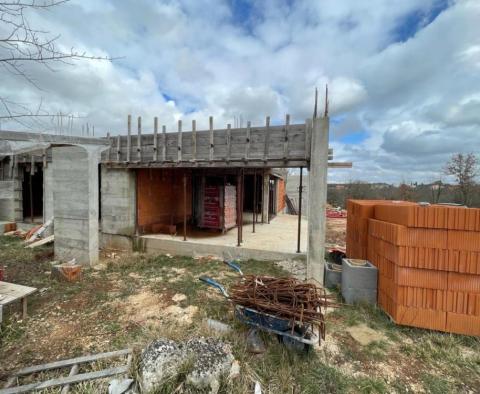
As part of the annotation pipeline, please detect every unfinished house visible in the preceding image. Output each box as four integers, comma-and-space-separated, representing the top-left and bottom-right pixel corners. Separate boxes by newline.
0, 113, 344, 283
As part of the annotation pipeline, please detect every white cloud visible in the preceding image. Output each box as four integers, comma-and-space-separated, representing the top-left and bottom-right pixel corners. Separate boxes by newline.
0, 0, 479, 183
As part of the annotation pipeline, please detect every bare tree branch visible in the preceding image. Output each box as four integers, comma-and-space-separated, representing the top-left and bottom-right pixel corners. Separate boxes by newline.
0, 0, 113, 129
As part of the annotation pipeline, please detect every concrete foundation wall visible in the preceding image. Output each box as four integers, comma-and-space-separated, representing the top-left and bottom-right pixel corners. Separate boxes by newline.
141, 235, 306, 262
52, 146, 100, 265
101, 166, 136, 236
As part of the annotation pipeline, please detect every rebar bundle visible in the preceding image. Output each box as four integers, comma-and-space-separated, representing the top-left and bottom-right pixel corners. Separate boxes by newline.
229, 275, 335, 333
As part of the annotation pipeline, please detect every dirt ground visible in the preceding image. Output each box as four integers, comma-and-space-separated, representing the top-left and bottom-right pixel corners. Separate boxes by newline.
326, 217, 347, 248
0, 230, 479, 393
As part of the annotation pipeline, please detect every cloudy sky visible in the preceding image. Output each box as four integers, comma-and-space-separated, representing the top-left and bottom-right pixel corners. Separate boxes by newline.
1, 0, 479, 183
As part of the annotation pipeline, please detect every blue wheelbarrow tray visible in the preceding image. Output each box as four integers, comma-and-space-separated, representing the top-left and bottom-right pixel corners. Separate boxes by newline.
199, 276, 319, 346
234, 304, 319, 346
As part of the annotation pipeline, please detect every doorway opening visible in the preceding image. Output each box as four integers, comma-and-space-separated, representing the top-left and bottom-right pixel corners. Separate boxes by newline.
22, 163, 43, 223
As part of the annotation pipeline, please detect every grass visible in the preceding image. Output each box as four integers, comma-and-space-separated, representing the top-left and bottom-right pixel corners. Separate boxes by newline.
1, 236, 480, 393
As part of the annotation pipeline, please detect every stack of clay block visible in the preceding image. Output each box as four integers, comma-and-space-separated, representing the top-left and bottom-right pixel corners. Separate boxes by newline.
346, 199, 480, 335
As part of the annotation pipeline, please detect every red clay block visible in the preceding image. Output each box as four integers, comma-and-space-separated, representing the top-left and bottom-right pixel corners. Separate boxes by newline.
446, 312, 480, 336
394, 305, 447, 332
448, 272, 480, 293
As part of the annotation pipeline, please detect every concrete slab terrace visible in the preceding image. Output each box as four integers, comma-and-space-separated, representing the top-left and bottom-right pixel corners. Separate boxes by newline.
140, 213, 308, 261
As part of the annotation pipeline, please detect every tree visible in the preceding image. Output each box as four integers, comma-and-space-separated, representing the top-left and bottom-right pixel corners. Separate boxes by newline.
397, 182, 413, 201
444, 153, 478, 205
430, 180, 444, 204
0, 0, 110, 128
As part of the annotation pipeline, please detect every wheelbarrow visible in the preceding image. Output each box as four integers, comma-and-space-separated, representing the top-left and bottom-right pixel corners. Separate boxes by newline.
199, 273, 319, 351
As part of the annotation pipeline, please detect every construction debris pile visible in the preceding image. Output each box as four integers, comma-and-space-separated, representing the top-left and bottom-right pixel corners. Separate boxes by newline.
347, 200, 480, 336
230, 275, 332, 337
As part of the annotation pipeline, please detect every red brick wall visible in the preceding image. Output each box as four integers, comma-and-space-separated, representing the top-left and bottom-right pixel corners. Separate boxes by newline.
137, 169, 192, 233
277, 178, 286, 213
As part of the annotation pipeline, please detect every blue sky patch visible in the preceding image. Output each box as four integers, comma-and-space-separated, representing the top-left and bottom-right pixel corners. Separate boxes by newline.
230, 0, 256, 33
391, 0, 450, 43
162, 93, 175, 103
339, 130, 369, 145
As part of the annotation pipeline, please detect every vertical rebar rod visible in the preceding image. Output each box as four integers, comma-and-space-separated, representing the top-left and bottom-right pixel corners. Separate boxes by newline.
253, 169, 256, 233
183, 171, 187, 241
297, 167, 303, 253
240, 168, 244, 244
237, 170, 241, 247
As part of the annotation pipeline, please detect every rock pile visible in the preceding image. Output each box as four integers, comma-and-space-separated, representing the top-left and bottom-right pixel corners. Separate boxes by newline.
140, 337, 235, 393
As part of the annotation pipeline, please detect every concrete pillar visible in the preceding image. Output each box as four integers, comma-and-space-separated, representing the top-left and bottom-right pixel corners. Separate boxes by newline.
307, 117, 329, 284
0, 180, 15, 221
261, 170, 269, 223
0, 162, 22, 222
43, 164, 54, 222
52, 145, 102, 265
100, 166, 136, 236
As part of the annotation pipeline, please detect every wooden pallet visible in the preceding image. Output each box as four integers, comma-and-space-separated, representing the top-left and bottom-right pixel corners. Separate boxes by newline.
1, 349, 132, 394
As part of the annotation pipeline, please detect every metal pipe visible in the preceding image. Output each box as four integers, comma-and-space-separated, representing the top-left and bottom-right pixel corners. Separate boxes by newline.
297, 167, 303, 253
252, 169, 256, 233
183, 171, 187, 241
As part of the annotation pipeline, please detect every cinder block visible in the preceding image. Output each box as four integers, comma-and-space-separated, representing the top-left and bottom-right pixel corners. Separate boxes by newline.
324, 263, 342, 289
342, 258, 378, 289
342, 287, 377, 305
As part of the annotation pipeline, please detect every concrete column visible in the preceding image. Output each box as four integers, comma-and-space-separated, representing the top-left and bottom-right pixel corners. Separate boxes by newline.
0, 180, 15, 221
52, 145, 102, 265
307, 117, 329, 284
0, 161, 22, 222
261, 170, 269, 223
43, 164, 54, 222
100, 166, 136, 236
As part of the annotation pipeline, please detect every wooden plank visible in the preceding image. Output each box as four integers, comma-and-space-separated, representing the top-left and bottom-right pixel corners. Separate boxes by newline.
226, 124, 231, 162
177, 120, 182, 162
284, 114, 289, 160
106, 133, 111, 162
106, 159, 309, 169
192, 120, 197, 161
26, 235, 54, 248
126, 115, 131, 163
9, 156, 14, 179
209, 116, 214, 161
162, 125, 166, 162
264, 116, 270, 161
60, 364, 79, 394
0, 282, 37, 307
305, 119, 311, 160
116, 135, 121, 162
0, 366, 129, 394
328, 162, 353, 168
42, 148, 47, 169
245, 121, 251, 160
153, 117, 158, 161
2, 378, 15, 390
22, 297, 27, 319
137, 116, 142, 162
12, 349, 132, 376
